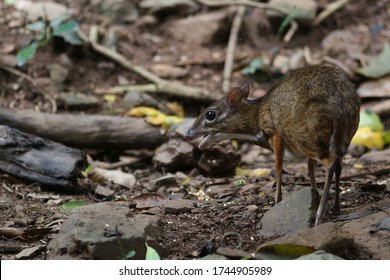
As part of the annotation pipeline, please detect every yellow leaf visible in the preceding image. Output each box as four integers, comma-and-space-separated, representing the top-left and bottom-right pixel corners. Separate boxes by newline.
104, 94, 117, 103
162, 115, 183, 130
166, 101, 185, 117
235, 167, 271, 177
351, 127, 384, 149
127, 106, 162, 118
146, 113, 167, 125
231, 140, 239, 150
353, 163, 364, 169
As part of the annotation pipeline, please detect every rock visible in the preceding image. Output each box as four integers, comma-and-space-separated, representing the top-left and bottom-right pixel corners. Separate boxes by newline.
164, 9, 231, 45
341, 199, 390, 259
47, 202, 165, 259
167, 118, 194, 139
358, 77, 390, 98
57, 93, 99, 109
153, 138, 196, 171
15, 245, 45, 259
260, 199, 390, 259
200, 254, 228, 260
95, 186, 114, 197
98, 0, 139, 23
321, 29, 366, 59
206, 185, 237, 198
216, 247, 252, 259
259, 222, 355, 258
140, 0, 199, 16
369, 217, 390, 233
359, 148, 390, 163
93, 168, 136, 189
197, 142, 241, 176
259, 187, 320, 237
267, 0, 317, 20
123, 91, 159, 110
47, 64, 69, 83
34, 77, 62, 96
15, 1, 70, 21
162, 199, 195, 214
153, 175, 179, 190
297, 250, 344, 260
150, 64, 188, 79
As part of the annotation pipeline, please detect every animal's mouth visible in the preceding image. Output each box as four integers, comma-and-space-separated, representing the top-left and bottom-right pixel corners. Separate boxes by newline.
198, 134, 211, 150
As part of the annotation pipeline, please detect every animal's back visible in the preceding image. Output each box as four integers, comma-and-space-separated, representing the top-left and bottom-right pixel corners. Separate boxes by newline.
266, 65, 360, 160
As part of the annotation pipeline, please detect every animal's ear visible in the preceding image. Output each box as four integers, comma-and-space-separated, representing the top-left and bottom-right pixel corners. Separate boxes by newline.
240, 81, 250, 99
227, 83, 249, 107
227, 87, 243, 107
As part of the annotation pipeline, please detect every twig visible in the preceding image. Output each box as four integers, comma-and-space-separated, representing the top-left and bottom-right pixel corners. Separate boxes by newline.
78, 28, 220, 102
283, 20, 298, 42
303, 46, 353, 78
0, 65, 57, 112
313, 0, 350, 26
196, 0, 288, 15
222, 6, 246, 93
95, 84, 158, 95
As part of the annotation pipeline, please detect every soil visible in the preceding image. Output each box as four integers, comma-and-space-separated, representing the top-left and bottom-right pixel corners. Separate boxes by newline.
1, 0, 390, 260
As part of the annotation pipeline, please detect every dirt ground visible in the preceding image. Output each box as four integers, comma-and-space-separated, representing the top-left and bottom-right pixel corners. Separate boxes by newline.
1, 0, 390, 260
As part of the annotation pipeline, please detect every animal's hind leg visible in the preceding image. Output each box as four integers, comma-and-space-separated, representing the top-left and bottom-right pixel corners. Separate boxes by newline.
315, 157, 336, 226
331, 156, 342, 215
308, 158, 317, 189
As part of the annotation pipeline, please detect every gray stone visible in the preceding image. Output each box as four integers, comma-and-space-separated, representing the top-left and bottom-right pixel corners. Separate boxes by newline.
259, 198, 390, 259
164, 9, 231, 45
95, 186, 114, 197
359, 148, 390, 163
47, 202, 164, 259
153, 138, 195, 171
216, 247, 252, 259
259, 187, 320, 237
200, 254, 228, 260
16, 245, 45, 260
162, 199, 195, 214
259, 222, 354, 258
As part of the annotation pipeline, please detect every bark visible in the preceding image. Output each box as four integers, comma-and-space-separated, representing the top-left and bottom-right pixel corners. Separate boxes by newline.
0, 125, 87, 191
0, 109, 165, 149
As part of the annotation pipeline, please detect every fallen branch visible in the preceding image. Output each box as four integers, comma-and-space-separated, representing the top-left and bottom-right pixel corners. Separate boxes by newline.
196, 0, 288, 15
78, 29, 220, 102
0, 108, 165, 149
0, 125, 86, 190
222, 6, 246, 93
313, 0, 350, 26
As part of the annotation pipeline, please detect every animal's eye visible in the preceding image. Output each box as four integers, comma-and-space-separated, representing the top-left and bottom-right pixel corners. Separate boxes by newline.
205, 110, 216, 122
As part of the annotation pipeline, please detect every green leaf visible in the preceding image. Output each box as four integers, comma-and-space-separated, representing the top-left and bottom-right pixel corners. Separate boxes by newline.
356, 44, 390, 78
26, 21, 46, 32
256, 244, 316, 260
233, 178, 246, 186
125, 250, 136, 259
359, 110, 384, 131
60, 200, 86, 211
53, 20, 79, 36
50, 15, 71, 29
145, 243, 161, 260
16, 42, 40, 66
278, 13, 296, 36
242, 57, 265, 75
60, 31, 83, 45
383, 131, 390, 145
5, 0, 16, 5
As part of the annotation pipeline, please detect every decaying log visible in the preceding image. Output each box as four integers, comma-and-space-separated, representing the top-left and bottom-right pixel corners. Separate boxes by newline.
0, 125, 87, 191
0, 109, 165, 149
